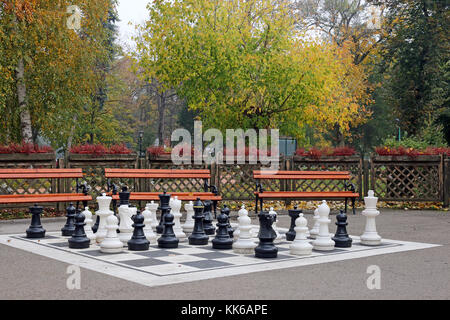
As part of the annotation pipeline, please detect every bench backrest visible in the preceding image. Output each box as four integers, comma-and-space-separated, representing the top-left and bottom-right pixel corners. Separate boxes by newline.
253, 170, 351, 180
105, 168, 211, 179
0, 168, 84, 179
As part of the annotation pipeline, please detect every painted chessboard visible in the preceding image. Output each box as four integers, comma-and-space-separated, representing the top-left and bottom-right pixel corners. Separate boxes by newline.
0, 229, 439, 288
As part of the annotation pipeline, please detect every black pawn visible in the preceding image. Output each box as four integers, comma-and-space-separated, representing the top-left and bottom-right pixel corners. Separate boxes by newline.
157, 211, 179, 248
203, 200, 215, 235
156, 192, 170, 234
26, 204, 46, 238
128, 210, 150, 251
332, 210, 353, 248
68, 211, 90, 249
188, 198, 209, 245
255, 210, 278, 258
212, 208, 233, 250
286, 206, 301, 241
221, 205, 234, 238
61, 203, 76, 236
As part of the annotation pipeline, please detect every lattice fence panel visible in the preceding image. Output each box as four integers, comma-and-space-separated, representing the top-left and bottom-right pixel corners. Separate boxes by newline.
146, 161, 208, 193
372, 163, 441, 201
291, 158, 361, 196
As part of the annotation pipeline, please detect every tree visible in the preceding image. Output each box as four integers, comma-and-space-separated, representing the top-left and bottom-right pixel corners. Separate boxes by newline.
134, 0, 371, 143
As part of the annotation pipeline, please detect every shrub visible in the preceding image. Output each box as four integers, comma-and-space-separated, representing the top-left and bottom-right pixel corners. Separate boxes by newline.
295, 146, 356, 158
70, 144, 131, 155
0, 142, 54, 154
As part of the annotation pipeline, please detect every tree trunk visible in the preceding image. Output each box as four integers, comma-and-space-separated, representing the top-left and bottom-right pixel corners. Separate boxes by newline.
16, 57, 33, 143
157, 92, 166, 146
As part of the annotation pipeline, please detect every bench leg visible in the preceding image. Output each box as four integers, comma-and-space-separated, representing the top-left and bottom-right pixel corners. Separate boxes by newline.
255, 195, 258, 215
213, 200, 218, 219
344, 198, 348, 214
259, 198, 264, 213
351, 198, 356, 215
26, 204, 46, 239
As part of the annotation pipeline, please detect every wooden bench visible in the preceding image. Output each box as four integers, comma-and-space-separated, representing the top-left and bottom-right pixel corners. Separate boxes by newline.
104, 168, 221, 215
253, 170, 359, 214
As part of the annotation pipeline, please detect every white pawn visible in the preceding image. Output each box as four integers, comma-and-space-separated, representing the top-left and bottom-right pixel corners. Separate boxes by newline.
233, 205, 256, 254
171, 196, 186, 241
182, 201, 195, 234
95, 193, 114, 244
147, 201, 159, 231
312, 200, 335, 251
360, 190, 382, 246
234, 205, 248, 240
269, 207, 282, 241
118, 204, 133, 247
309, 208, 320, 239
142, 204, 157, 243
290, 213, 313, 255
100, 215, 123, 253
82, 207, 96, 244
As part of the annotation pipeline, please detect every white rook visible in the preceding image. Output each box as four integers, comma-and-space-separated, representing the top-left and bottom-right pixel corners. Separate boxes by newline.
360, 190, 382, 246
309, 208, 320, 239
147, 201, 159, 231
172, 196, 186, 241
82, 207, 96, 244
143, 204, 157, 243
118, 204, 133, 247
95, 193, 114, 244
182, 201, 195, 234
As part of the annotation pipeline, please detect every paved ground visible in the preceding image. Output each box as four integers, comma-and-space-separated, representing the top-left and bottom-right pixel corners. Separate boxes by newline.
0, 209, 449, 300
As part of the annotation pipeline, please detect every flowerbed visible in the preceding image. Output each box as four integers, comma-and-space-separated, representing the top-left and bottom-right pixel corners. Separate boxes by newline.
0, 142, 53, 154
70, 144, 132, 156
375, 146, 450, 158
295, 146, 356, 159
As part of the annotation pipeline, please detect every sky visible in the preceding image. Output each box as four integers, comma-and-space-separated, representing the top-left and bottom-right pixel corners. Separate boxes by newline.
115, 0, 151, 51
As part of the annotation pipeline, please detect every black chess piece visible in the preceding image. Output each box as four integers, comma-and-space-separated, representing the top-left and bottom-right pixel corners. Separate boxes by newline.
156, 192, 170, 234
286, 206, 302, 241
128, 210, 150, 251
212, 207, 233, 250
119, 186, 130, 206
26, 204, 46, 238
188, 198, 209, 245
254, 210, 278, 258
68, 211, 90, 249
332, 210, 353, 248
61, 203, 76, 236
203, 200, 215, 235
220, 204, 234, 238
157, 210, 179, 248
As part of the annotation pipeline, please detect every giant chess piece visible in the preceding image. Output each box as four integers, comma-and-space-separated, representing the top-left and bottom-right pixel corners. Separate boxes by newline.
171, 196, 187, 241
309, 208, 320, 239
312, 200, 335, 251
68, 211, 90, 249
156, 192, 170, 234
26, 204, 46, 238
61, 202, 76, 236
233, 205, 248, 240
221, 204, 234, 238
202, 200, 215, 235
82, 207, 96, 244
212, 207, 233, 250
233, 205, 256, 254
142, 204, 157, 243
158, 210, 179, 248
290, 213, 313, 255
269, 207, 282, 241
182, 201, 195, 234
119, 186, 130, 206
147, 201, 159, 231
360, 190, 382, 246
95, 193, 114, 244
128, 210, 150, 251
118, 203, 133, 246
332, 210, 352, 248
100, 215, 123, 253
254, 210, 278, 258
188, 198, 209, 245
286, 206, 301, 241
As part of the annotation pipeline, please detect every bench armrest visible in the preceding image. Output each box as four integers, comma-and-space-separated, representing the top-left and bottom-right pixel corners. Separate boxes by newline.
345, 182, 356, 193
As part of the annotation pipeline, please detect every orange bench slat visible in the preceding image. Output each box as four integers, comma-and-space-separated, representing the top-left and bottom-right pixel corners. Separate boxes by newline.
111, 193, 221, 201
0, 194, 92, 204
253, 170, 350, 175
254, 175, 350, 180
254, 191, 359, 198
104, 173, 211, 179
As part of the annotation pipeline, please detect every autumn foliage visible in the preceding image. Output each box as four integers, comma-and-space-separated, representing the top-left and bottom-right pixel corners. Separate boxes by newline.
375, 146, 450, 158
70, 144, 132, 156
295, 146, 356, 159
0, 142, 53, 154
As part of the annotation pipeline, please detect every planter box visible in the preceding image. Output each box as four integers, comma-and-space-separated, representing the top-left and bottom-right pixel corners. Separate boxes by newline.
372, 155, 441, 162
0, 153, 56, 168
68, 153, 137, 162
293, 155, 361, 162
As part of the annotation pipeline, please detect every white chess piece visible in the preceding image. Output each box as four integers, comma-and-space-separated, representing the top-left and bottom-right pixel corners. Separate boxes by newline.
269, 207, 282, 241
360, 190, 382, 246
312, 200, 335, 251
290, 213, 313, 255
233, 205, 256, 254
82, 207, 96, 244
100, 215, 123, 253
95, 193, 114, 244
142, 204, 157, 243
171, 196, 186, 241
147, 201, 159, 231
309, 208, 320, 239
182, 201, 195, 234
118, 204, 133, 247
234, 205, 248, 240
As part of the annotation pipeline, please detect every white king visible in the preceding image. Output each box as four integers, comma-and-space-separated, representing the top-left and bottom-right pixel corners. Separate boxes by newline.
360, 190, 382, 246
